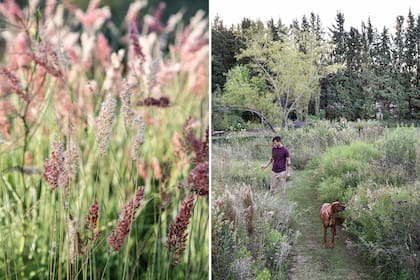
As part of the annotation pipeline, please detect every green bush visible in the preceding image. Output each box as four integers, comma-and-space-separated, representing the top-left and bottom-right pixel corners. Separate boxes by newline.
211, 207, 237, 279
263, 223, 291, 279
318, 176, 344, 202
381, 125, 417, 179
255, 267, 272, 280
308, 142, 381, 199
345, 184, 420, 279
281, 120, 360, 169
211, 170, 294, 280
212, 112, 246, 131
367, 160, 408, 187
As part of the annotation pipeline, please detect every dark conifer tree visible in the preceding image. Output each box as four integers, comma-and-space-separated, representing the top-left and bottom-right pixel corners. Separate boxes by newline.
393, 16, 405, 71
330, 12, 347, 63
211, 16, 240, 93
267, 18, 281, 41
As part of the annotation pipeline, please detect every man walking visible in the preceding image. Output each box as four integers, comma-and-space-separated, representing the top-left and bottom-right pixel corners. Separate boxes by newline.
261, 136, 291, 194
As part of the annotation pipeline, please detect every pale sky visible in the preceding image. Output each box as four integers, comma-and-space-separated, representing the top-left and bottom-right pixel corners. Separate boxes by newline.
211, 0, 420, 33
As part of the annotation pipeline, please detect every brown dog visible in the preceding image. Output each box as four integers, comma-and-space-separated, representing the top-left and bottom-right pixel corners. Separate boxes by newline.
319, 201, 346, 248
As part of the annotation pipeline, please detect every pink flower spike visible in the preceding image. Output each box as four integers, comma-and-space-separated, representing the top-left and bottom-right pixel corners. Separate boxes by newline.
107, 187, 145, 252
129, 22, 145, 62
167, 193, 195, 264
85, 199, 99, 230
43, 141, 65, 190
0, 66, 29, 101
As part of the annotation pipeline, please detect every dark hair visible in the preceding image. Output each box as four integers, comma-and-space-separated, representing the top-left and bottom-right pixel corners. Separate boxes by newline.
272, 136, 281, 142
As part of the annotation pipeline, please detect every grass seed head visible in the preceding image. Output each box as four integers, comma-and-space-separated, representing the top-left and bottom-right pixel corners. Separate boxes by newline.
108, 187, 145, 252
167, 192, 195, 265
95, 94, 116, 155
43, 141, 65, 190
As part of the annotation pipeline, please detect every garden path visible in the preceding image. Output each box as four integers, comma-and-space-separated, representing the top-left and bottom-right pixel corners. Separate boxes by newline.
285, 171, 375, 280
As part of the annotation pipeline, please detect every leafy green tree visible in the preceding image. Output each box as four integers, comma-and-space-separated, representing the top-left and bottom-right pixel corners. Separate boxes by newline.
221, 65, 258, 106
218, 65, 280, 123
238, 25, 336, 126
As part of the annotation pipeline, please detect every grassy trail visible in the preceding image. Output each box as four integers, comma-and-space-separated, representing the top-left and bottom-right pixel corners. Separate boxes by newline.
285, 171, 375, 280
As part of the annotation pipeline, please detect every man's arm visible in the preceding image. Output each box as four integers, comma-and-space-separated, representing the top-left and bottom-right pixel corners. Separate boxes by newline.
261, 157, 273, 169
286, 157, 291, 177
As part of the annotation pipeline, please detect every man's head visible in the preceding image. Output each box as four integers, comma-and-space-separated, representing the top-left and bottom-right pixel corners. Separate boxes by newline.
272, 136, 282, 147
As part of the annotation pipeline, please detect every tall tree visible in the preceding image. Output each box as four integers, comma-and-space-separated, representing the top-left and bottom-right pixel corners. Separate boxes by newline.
211, 16, 240, 93
415, 15, 420, 119
372, 27, 396, 119
310, 12, 323, 43
404, 10, 417, 73
361, 17, 376, 60
219, 65, 279, 122
330, 12, 347, 63
346, 27, 363, 72
267, 18, 281, 41
404, 10, 418, 118
393, 16, 405, 71
238, 24, 335, 126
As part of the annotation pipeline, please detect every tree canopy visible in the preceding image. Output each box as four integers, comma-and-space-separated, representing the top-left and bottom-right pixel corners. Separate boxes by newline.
212, 10, 420, 128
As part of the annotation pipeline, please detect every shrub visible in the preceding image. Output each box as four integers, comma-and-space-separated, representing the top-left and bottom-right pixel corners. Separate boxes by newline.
345, 184, 420, 279
230, 256, 255, 279
212, 177, 294, 280
381, 126, 418, 179
211, 205, 237, 279
212, 112, 246, 131
263, 223, 291, 279
308, 142, 381, 198
367, 160, 409, 187
255, 267, 272, 280
318, 176, 345, 202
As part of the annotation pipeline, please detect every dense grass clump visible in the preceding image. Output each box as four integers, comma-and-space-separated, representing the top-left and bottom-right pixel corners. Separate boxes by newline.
308, 141, 381, 202
212, 137, 296, 280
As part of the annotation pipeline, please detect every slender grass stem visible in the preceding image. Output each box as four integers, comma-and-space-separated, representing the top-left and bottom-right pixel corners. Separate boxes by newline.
185, 198, 198, 279
100, 254, 112, 280
152, 206, 162, 279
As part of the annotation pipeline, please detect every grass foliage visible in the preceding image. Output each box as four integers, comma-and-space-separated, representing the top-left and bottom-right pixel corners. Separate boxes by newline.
306, 125, 419, 279
212, 137, 296, 280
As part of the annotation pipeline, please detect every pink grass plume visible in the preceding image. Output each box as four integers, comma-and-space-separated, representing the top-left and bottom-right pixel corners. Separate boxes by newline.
108, 187, 145, 252
167, 193, 195, 265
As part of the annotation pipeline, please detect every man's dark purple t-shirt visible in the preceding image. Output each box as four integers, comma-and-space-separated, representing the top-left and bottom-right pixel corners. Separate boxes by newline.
272, 146, 290, 173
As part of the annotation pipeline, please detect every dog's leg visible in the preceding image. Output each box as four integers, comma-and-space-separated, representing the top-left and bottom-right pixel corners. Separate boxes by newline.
331, 225, 335, 248
323, 226, 328, 248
